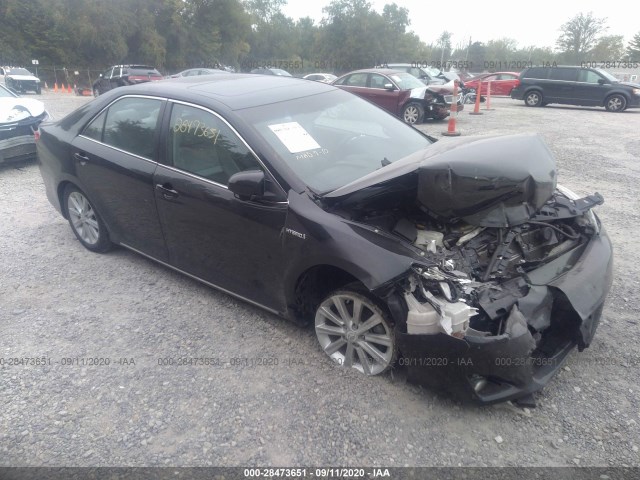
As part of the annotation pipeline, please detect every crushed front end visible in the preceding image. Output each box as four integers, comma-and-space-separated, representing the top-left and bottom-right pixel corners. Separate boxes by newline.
327, 134, 613, 404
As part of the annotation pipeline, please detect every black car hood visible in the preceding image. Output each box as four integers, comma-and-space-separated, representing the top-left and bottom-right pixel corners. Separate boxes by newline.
325, 134, 557, 227
619, 81, 640, 88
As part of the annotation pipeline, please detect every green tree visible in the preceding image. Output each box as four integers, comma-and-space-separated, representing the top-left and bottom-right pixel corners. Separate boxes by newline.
626, 32, 640, 61
556, 12, 607, 64
588, 35, 625, 61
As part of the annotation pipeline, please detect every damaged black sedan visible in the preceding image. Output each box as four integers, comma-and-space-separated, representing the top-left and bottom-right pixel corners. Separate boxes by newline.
37, 75, 612, 404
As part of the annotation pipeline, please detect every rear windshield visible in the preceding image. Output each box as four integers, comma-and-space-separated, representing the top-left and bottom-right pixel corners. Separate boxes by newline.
125, 66, 161, 75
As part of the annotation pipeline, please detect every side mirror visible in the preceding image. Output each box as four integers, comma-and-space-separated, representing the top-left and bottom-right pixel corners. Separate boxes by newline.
597, 78, 607, 85
384, 83, 395, 90
228, 170, 265, 200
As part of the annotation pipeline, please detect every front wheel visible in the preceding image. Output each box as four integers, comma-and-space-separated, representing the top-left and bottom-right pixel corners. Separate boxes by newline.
605, 94, 626, 112
63, 185, 112, 253
524, 90, 543, 107
314, 288, 396, 376
402, 102, 424, 124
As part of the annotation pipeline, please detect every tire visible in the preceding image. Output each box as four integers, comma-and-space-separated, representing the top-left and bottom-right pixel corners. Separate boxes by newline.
402, 102, 424, 124
524, 90, 543, 107
605, 94, 626, 112
63, 185, 112, 253
314, 286, 396, 376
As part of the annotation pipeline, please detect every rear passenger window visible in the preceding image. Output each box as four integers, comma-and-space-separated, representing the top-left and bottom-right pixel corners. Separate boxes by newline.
523, 68, 548, 79
82, 97, 162, 159
168, 103, 261, 186
83, 111, 107, 141
549, 69, 577, 81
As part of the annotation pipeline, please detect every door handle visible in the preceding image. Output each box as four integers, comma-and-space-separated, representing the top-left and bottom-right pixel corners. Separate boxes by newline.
156, 183, 179, 200
74, 152, 89, 165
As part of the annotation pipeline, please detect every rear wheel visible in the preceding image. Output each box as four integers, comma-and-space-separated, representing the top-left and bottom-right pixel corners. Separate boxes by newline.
605, 94, 626, 112
524, 90, 543, 107
63, 185, 112, 253
314, 287, 396, 375
402, 102, 424, 124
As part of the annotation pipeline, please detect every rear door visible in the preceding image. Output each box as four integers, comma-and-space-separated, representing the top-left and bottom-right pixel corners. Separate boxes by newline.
72, 95, 168, 260
152, 101, 289, 311
545, 68, 577, 103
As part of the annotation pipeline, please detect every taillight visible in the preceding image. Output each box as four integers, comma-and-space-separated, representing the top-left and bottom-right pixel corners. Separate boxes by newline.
128, 75, 149, 83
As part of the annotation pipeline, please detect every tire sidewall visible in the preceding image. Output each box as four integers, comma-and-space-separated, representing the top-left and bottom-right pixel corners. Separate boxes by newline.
402, 102, 424, 124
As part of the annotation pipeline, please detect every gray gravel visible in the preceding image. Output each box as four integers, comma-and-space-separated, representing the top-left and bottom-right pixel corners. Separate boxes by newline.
1, 92, 639, 467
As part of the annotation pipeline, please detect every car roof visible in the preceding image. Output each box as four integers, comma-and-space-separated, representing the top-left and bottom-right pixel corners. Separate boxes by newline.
343, 68, 404, 75
122, 74, 334, 110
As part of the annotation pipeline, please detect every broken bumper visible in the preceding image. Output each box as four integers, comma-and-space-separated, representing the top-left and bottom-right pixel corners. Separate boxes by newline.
397, 228, 613, 404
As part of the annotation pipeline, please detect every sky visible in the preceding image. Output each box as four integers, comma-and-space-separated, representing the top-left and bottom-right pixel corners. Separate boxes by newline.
281, 0, 638, 50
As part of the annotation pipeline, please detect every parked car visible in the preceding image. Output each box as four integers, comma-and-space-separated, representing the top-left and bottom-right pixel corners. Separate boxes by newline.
464, 72, 520, 96
382, 63, 446, 85
511, 65, 640, 111
165, 68, 226, 79
93, 65, 163, 97
2, 67, 42, 94
0, 84, 50, 164
250, 68, 292, 76
37, 75, 612, 404
332, 68, 462, 123
303, 73, 337, 83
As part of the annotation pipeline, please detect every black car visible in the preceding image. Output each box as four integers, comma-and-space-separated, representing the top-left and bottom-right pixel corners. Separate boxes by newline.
93, 65, 163, 97
37, 75, 612, 404
511, 65, 640, 112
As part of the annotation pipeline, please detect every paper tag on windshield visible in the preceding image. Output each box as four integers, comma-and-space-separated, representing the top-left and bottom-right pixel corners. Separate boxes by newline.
268, 122, 321, 153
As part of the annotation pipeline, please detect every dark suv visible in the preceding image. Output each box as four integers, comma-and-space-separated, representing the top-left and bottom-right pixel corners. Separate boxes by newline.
93, 65, 163, 97
511, 66, 640, 112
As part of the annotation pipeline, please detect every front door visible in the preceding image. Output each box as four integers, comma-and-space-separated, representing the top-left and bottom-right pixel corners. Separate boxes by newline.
153, 101, 289, 311
573, 69, 609, 106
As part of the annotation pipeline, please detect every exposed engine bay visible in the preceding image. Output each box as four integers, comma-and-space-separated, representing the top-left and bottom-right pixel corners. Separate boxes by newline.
356, 188, 603, 339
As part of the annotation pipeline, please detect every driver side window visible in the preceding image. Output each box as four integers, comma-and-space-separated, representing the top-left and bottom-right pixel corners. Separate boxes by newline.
168, 103, 261, 186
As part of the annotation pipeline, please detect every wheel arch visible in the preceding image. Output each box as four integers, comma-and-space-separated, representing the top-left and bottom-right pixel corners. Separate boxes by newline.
288, 264, 365, 324
603, 91, 630, 108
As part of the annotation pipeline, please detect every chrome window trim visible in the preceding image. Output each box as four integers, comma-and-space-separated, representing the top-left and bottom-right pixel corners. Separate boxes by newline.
78, 94, 167, 161
77, 136, 160, 165
119, 243, 280, 315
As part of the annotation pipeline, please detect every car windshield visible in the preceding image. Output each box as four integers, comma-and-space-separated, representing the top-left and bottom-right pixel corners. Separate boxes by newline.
388, 72, 425, 90
9, 68, 32, 76
271, 69, 292, 76
237, 89, 433, 193
595, 69, 619, 83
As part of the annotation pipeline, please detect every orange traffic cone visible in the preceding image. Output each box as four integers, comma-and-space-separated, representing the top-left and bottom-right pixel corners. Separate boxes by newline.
485, 81, 494, 110
469, 83, 483, 115
442, 81, 461, 136
54, 83, 58, 93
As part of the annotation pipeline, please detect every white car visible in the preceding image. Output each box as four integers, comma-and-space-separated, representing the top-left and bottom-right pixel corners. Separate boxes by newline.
0, 84, 50, 164
2, 67, 42, 94
303, 73, 337, 83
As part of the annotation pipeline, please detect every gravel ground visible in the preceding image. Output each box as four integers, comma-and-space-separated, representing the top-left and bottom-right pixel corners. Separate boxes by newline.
1, 92, 639, 468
